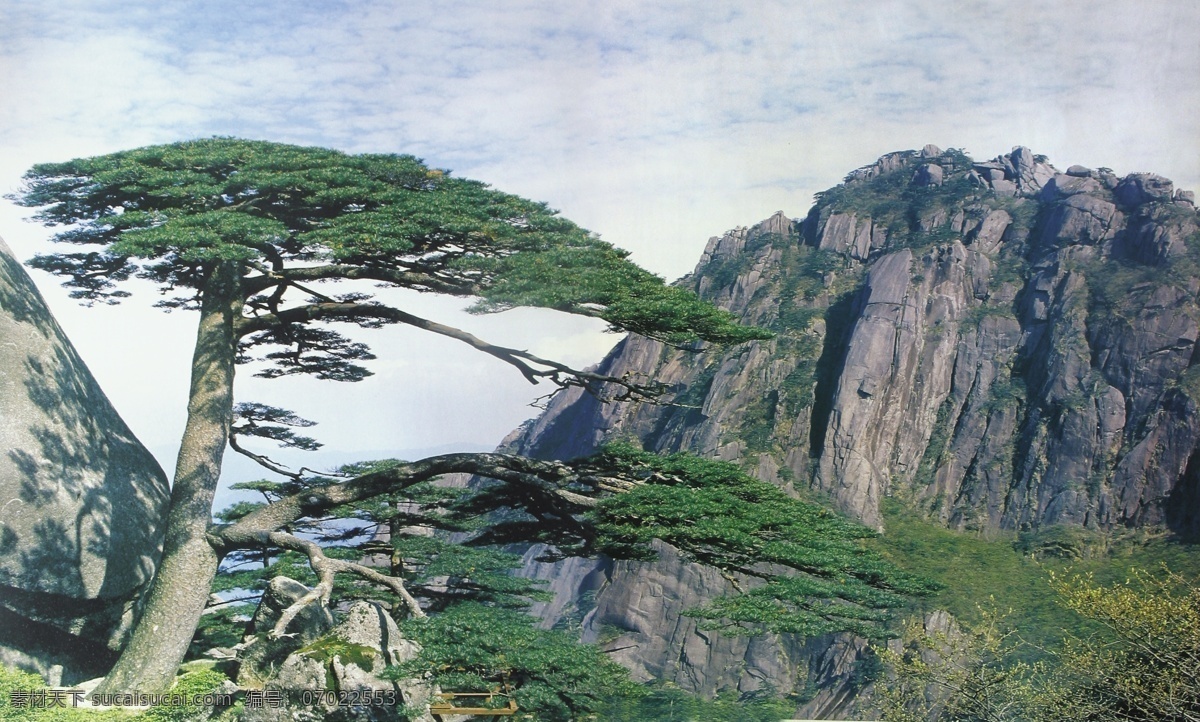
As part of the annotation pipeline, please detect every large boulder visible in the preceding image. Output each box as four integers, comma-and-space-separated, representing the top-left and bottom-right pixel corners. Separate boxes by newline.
244, 600, 434, 722
236, 577, 336, 687
0, 236, 169, 683
1115, 172, 1175, 207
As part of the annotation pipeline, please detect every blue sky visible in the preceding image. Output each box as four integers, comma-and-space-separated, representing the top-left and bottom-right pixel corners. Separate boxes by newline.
1, 1, 1198, 480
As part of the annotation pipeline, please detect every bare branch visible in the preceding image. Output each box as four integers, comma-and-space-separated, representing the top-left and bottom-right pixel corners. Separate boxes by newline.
266, 532, 337, 638
206, 595, 264, 609
207, 453, 624, 630
211, 452, 610, 553
228, 434, 304, 481
263, 530, 426, 635
337, 559, 426, 619
243, 264, 479, 297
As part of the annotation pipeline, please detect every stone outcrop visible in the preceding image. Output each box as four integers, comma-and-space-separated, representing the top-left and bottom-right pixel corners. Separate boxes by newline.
236, 577, 336, 687
242, 596, 434, 722
494, 147, 1200, 705
0, 236, 169, 684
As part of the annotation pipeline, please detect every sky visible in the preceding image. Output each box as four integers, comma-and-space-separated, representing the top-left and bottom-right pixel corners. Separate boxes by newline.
1, 1, 1198, 487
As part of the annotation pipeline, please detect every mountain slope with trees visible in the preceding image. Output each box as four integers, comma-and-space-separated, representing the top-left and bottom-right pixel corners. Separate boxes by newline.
498, 144, 1200, 712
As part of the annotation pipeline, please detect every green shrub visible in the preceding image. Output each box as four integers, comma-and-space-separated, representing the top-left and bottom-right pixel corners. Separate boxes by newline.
389, 603, 639, 722
1179, 365, 1200, 405
0, 666, 129, 721
873, 500, 1200, 658
140, 665, 231, 722
602, 684, 797, 722
876, 566, 1200, 722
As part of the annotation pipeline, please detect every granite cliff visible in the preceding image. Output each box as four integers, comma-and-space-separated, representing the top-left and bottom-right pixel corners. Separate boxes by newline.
0, 236, 169, 684
499, 146, 1200, 713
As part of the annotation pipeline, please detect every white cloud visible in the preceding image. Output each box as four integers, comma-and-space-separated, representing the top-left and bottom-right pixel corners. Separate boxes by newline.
1, 0, 1197, 475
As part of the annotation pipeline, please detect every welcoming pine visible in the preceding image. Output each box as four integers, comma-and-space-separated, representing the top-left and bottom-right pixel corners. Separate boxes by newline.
12, 139, 925, 704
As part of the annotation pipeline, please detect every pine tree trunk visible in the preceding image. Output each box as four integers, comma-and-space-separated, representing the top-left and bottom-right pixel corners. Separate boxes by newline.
96, 263, 243, 694
390, 508, 404, 618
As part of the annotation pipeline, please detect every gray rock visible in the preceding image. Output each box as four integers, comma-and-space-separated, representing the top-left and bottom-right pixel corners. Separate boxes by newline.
1119, 202, 1200, 264
920, 144, 943, 158
816, 249, 919, 528
330, 602, 423, 667
845, 151, 917, 183
1041, 173, 1103, 199
1115, 173, 1175, 206
1003, 146, 1056, 194
973, 161, 1006, 174
325, 603, 429, 722
912, 163, 944, 187
492, 147, 1200, 704
818, 213, 874, 260
969, 209, 1012, 255
969, 251, 992, 299
0, 236, 169, 683
791, 633, 872, 719
246, 601, 433, 722
237, 577, 335, 686
989, 178, 1018, 196
1066, 164, 1094, 177
1040, 193, 1121, 246
1097, 386, 1126, 439
1176, 189, 1195, 205
580, 540, 811, 693
756, 209, 794, 237
243, 654, 327, 722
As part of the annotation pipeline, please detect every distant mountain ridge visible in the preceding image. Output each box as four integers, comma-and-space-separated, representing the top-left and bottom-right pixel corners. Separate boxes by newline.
497, 145, 1200, 712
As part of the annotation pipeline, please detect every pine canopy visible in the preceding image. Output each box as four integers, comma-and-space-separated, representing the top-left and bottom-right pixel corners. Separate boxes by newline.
13, 138, 769, 347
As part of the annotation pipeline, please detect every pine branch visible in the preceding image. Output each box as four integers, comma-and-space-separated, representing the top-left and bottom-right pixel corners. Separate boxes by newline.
243, 264, 479, 297
209, 446, 936, 639
227, 434, 304, 481
211, 452, 601, 552
261, 530, 427, 639
235, 302, 668, 401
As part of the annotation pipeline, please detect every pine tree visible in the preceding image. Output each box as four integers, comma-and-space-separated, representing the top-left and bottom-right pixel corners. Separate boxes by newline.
12, 138, 928, 698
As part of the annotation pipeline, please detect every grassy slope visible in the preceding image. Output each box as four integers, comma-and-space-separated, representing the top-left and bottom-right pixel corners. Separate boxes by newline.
872, 498, 1200, 655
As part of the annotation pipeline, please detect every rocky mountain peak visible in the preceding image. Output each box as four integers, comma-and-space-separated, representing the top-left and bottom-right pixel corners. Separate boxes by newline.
524, 146, 1199, 532
500, 146, 1200, 705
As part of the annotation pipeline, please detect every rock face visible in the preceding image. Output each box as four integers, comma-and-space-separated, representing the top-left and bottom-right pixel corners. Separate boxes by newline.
236, 577, 336, 687
499, 148, 1200, 705
0, 236, 169, 683
243, 596, 434, 722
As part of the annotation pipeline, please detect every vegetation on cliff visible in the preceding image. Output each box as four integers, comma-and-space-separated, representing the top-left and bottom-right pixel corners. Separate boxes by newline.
876, 564, 1200, 722
490, 144, 1200, 710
